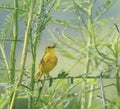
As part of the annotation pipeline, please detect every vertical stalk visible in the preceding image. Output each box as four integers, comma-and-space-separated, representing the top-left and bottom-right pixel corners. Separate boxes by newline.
116, 67, 120, 96
100, 72, 107, 109
85, 1, 93, 73
88, 84, 95, 108
81, 1, 93, 109
29, 34, 36, 109
84, 1, 95, 109
9, 0, 35, 109
116, 70, 120, 95
114, 25, 120, 96
115, 35, 120, 96
29, 1, 43, 108
29, 53, 36, 109
9, 1, 18, 108
10, 0, 18, 84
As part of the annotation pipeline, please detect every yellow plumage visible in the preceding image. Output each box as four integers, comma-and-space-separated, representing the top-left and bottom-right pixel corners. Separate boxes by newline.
34, 44, 58, 81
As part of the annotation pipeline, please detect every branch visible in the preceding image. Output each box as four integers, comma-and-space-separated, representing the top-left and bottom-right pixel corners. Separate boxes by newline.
100, 72, 107, 109
33, 72, 120, 89
114, 24, 120, 33
97, 95, 118, 107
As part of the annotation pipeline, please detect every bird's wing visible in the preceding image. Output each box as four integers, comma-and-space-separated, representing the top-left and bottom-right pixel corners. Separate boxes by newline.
40, 54, 50, 65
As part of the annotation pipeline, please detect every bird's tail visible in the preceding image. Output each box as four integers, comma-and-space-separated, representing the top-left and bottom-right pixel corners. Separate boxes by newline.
34, 69, 42, 81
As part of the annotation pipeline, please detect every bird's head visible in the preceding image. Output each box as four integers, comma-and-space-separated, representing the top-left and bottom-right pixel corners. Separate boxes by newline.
45, 44, 56, 55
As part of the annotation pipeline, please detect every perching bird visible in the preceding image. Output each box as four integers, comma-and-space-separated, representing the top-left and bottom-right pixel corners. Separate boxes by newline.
34, 44, 58, 81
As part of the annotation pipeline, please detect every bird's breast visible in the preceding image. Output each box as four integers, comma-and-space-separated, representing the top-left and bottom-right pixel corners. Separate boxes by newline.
41, 53, 57, 74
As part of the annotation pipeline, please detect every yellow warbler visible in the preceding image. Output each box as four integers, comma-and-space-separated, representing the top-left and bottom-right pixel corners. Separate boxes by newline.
34, 44, 58, 81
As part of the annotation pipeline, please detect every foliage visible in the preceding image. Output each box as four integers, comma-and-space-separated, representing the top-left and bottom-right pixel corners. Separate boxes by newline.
50, 0, 120, 109
0, 0, 120, 109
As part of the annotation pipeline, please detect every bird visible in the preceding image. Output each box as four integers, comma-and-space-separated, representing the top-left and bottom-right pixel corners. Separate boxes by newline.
34, 44, 58, 81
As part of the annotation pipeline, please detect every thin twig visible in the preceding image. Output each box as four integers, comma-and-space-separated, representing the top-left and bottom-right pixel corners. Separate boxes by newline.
95, 0, 117, 21
0, 44, 10, 77
0, 6, 28, 12
35, 80, 46, 105
55, 28, 80, 53
86, 83, 115, 94
36, 74, 120, 83
114, 24, 120, 33
20, 84, 31, 90
100, 72, 107, 109
97, 95, 118, 107
0, 38, 23, 42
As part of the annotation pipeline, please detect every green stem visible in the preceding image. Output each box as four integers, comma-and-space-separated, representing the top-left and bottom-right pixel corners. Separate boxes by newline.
115, 36, 120, 96
84, 1, 94, 109
29, 31, 36, 109
85, 1, 93, 74
88, 84, 94, 108
29, 1, 43, 108
29, 64, 35, 109
9, 0, 35, 109
116, 68, 120, 96
10, 0, 18, 84
0, 44, 10, 76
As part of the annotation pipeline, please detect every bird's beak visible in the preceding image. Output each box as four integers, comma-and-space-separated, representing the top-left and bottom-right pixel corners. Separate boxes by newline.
53, 43, 56, 48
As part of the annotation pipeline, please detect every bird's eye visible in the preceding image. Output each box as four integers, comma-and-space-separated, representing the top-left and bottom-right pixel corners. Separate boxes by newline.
48, 46, 51, 48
